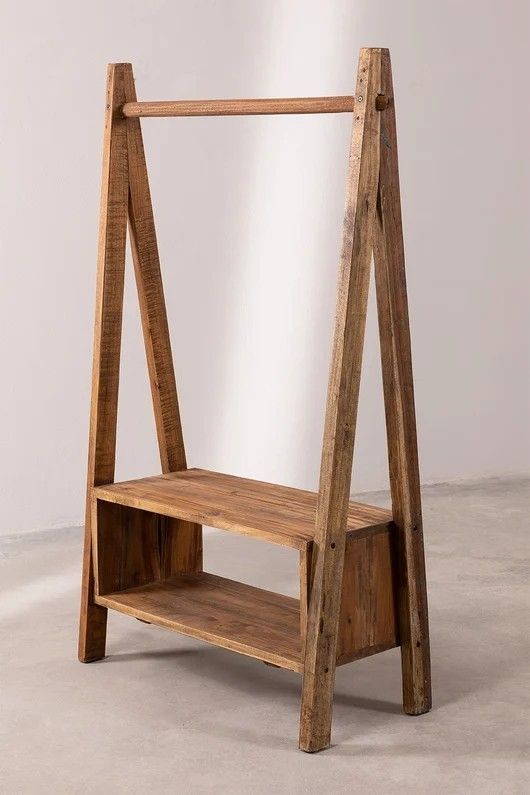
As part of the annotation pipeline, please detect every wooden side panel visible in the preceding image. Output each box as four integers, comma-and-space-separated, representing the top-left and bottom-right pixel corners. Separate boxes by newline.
123, 64, 202, 575
159, 517, 204, 577
79, 64, 129, 662
92, 499, 201, 597
373, 50, 431, 714
93, 500, 161, 597
299, 48, 383, 753
336, 526, 397, 664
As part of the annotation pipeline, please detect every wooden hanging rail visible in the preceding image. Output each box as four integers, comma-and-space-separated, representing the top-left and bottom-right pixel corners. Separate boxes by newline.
122, 95, 356, 118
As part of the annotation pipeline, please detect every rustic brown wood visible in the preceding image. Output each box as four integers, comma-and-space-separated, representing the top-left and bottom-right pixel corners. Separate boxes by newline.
92, 497, 396, 672
79, 64, 129, 663
373, 49, 432, 715
122, 96, 355, 118
299, 545, 312, 650
92, 499, 205, 599
336, 525, 398, 663
375, 94, 390, 111
123, 65, 202, 575
94, 468, 392, 550
336, 640, 398, 666
96, 572, 302, 672
80, 49, 431, 751
299, 48, 383, 753
92, 500, 161, 596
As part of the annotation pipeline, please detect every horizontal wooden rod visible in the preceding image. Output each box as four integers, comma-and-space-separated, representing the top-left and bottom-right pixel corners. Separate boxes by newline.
122, 96, 356, 118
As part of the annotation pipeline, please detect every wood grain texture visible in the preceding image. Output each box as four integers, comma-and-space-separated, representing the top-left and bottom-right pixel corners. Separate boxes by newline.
123, 66, 186, 474
92, 499, 204, 597
299, 48, 383, 752
336, 525, 398, 663
93, 517, 396, 673
299, 546, 313, 651
79, 64, 129, 662
123, 64, 202, 576
122, 96, 355, 118
373, 49, 432, 715
95, 572, 302, 672
80, 50, 430, 751
92, 500, 161, 596
94, 468, 392, 551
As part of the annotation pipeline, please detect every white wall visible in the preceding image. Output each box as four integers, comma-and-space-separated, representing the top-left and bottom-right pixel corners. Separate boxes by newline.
1, 1, 528, 534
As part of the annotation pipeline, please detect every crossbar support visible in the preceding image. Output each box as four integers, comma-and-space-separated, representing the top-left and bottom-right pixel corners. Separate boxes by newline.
122, 96, 356, 118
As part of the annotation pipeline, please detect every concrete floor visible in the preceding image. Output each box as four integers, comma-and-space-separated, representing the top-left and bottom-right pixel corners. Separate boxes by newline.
1, 477, 528, 794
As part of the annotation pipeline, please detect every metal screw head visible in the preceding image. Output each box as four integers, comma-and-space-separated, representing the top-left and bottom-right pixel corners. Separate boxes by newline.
357, 95, 364, 102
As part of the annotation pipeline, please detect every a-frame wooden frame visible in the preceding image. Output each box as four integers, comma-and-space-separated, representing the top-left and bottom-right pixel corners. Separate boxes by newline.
299, 47, 431, 752
79, 48, 431, 753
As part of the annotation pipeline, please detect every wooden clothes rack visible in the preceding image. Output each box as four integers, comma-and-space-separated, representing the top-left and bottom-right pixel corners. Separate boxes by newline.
79, 48, 431, 753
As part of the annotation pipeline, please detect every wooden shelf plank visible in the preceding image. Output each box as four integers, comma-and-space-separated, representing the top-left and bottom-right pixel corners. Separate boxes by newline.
96, 572, 302, 672
94, 468, 392, 550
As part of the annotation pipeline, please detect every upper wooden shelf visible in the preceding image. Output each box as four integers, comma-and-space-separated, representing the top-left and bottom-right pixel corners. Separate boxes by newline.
93, 468, 392, 550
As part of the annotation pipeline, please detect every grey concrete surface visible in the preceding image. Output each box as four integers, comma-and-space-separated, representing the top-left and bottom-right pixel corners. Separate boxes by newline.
1, 477, 528, 794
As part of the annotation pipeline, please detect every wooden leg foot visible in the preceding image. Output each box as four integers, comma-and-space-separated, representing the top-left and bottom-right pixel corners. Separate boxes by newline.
299, 732, 331, 753
79, 532, 107, 663
402, 656, 432, 715
404, 704, 431, 716
403, 697, 431, 716
399, 592, 432, 715
78, 602, 107, 663
299, 670, 333, 753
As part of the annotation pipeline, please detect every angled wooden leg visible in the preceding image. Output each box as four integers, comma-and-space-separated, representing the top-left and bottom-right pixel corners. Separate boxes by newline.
79, 64, 129, 662
123, 66, 202, 573
299, 48, 383, 752
373, 50, 432, 714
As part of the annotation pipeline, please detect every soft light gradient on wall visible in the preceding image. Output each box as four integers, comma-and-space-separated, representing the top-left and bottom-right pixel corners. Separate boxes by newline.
1, 1, 528, 534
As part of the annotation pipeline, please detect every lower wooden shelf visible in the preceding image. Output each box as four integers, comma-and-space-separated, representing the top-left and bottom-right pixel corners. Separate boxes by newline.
96, 571, 303, 672
92, 470, 398, 674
